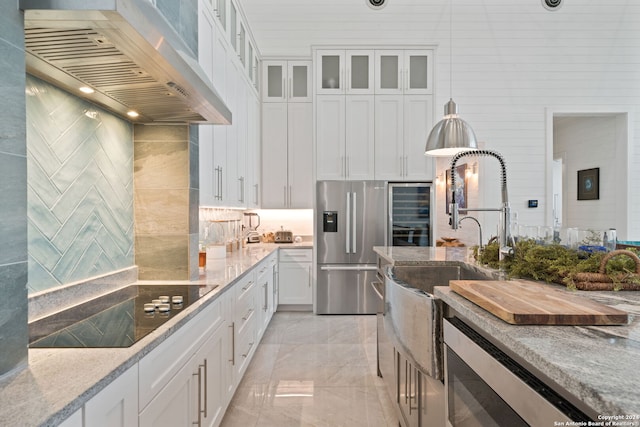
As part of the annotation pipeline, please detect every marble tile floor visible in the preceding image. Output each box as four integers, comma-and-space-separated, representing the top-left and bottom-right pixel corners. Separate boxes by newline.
221, 312, 398, 427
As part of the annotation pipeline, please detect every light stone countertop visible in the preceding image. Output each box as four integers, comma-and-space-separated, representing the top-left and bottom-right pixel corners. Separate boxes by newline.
0, 244, 287, 427
374, 245, 640, 419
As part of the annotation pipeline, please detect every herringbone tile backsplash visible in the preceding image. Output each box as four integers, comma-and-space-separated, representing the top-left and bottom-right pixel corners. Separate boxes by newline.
26, 76, 135, 293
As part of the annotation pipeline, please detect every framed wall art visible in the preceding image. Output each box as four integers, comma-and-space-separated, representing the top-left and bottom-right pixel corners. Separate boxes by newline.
446, 164, 467, 213
577, 167, 599, 200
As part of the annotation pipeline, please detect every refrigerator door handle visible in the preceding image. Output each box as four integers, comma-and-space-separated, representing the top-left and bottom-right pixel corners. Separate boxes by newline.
352, 192, 357, 254
346, 191, 351, 254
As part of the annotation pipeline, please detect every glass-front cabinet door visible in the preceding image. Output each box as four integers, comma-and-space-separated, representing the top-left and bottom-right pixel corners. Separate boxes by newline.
213, 0, 226, 31
375, 50, 402, 94
316, 50, 375, 94
405, 50, 432, 94
288, 61, 311, 102
229, 1, 237, 52
375, 49, 433, 95
316, 50, 345, 94
346, 50, 374, 94
263, 60, 311, 103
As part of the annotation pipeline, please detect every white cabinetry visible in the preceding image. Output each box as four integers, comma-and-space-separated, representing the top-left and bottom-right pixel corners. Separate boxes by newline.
262, 60, 313, 208
316, 95, 374, 180
84, 365, 138, 427
139, 295, 228, 427
58, 410, 82, 427
374, 95, 434, 180
374, 50, 433, 95
278, 249, 312, 306
233, 272, 257, 379
246, 93, 260, 208
315, 47, 434, 182
256, 252, 277, 338
315, 50, 375, 95
263, 60, 312, 103
199, 0, 261, 208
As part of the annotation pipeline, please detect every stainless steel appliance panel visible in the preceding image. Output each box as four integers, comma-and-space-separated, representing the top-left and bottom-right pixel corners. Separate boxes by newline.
444, 318, 594, 426
352, 181, 387, 264
316, 180, 386, 314
316, 180, 351, 265
316, 266, 379, 314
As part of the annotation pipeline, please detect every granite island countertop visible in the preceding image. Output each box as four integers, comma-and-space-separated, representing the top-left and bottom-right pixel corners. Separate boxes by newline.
374, 245, 640, 419
0, 244, 288, 427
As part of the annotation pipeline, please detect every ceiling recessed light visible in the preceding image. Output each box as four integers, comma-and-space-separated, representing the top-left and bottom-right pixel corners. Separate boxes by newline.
79, 86, 94, 94
127, 111, 139, 118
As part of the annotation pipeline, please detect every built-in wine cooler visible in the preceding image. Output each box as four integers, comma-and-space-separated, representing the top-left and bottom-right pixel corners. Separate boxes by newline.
388, 182, 433, 247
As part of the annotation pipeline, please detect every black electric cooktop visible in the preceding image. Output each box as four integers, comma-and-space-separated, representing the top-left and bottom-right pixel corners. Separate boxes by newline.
29, 284, 218, 348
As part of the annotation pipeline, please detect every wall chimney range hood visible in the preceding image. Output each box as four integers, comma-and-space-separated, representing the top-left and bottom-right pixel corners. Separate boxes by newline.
20, 0, 232, 124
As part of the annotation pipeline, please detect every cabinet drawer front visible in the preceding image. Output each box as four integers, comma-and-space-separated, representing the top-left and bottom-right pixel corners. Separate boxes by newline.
279, 249, 312, 263
235, 291, 256, 335
235, 274, 256, 302
139, 297, 223, 410
256, 258, 272, 277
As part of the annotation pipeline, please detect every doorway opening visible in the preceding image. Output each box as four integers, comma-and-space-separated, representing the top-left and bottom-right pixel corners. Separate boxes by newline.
547, 110, 629, 239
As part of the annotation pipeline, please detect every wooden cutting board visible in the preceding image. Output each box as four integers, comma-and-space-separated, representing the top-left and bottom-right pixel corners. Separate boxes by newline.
450, 280, 629, 325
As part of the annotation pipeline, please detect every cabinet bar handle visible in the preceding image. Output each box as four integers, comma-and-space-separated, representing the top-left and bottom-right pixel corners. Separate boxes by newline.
242, 308, 253, 321
242, 342, 254, 358
405, 360, 408, 404
203, 359, 208, 418
229, 322, 235, 366
219, 167, 223, 200
192, 366, 202, 426
263, 282, 268, 311
241, 280, 253, 291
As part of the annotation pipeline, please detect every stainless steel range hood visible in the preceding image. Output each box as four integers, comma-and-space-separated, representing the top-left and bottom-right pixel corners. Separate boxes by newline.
21, 0, 232, 124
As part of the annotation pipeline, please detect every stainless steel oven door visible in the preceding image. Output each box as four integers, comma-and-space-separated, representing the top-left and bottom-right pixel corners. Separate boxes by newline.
444, 318, 593, 427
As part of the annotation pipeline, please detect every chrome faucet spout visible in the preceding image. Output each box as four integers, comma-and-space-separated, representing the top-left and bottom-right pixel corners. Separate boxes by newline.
449, 149, 512, 261
458, 216, 483, 250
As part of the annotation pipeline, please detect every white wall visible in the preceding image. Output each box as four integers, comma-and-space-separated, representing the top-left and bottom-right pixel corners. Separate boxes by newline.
242, 0, 640, 240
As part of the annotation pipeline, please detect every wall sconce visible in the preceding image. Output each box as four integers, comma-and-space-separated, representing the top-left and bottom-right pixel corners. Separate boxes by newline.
436, 172, 445, 185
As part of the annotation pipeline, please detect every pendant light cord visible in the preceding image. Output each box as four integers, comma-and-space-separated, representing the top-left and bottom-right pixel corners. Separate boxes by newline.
449, 0, 453, 100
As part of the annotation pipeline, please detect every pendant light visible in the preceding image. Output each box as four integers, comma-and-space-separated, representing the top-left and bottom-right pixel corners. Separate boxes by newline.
425, 0, 478, 157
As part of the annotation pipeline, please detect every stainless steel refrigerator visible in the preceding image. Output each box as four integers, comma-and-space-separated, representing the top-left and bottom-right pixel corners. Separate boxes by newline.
316, 180, 386, 314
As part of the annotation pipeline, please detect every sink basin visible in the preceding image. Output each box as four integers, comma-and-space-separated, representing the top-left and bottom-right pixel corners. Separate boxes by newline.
391, 264, 492, 294
381, 263, 493, 381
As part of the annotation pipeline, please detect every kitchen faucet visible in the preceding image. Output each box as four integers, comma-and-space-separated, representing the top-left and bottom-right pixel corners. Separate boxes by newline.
458, 216, 483, 251
449, 149, 513, 261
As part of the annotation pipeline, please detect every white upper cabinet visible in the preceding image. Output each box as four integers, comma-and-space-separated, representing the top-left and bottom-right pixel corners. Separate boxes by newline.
316, 50, 344, 94
374, 95, 434, 181
213, 0, 227, 32
316, 50, 374, 95
229, 1, 237, 53
374, 49, 433, 95
346, 50, 375, 94
263, 60, 312, 103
